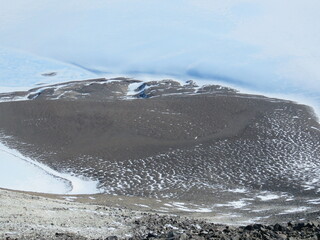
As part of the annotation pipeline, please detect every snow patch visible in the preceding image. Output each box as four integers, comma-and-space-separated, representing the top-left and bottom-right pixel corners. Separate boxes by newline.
226, 188, 248, 193
215, 199, 249, 209
256, 193, 280, 201
280, 207, 310, 215
0, 139, 100, 194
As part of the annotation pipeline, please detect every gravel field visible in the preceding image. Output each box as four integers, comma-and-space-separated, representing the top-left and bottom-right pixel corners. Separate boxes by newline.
1, 189, 320, 240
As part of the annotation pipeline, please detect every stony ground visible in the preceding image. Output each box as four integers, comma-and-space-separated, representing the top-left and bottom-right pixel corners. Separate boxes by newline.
0, 190, 320, 240
129, 215, 320, 240
1, 189, 320, 240
0, 189, 138, 239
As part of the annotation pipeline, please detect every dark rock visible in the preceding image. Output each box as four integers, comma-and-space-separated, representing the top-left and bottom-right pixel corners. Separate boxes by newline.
293, 222, 305, 231
105, 236, 118, 240
252, 224, 264, 230
273, 223, 286, 232
55, 232, 72, 237
167, 231, 176, 240
146, 233, 158, 239
244, 225, 254, 231
41, 72, 57, 77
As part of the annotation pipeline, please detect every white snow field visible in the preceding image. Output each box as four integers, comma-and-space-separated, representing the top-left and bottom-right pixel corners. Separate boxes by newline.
0, 0, 319, 115
0, 46, 97, 92
0, 1, 319, 100
0, 140, 100, 194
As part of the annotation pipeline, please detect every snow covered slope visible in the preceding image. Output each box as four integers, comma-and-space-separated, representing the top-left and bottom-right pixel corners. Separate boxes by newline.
0, 1, 319, 95
0, 0, 319, 112
0, 47, 97, 92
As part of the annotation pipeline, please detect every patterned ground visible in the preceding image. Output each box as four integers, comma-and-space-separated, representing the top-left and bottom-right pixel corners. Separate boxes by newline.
0, 78, 319, 224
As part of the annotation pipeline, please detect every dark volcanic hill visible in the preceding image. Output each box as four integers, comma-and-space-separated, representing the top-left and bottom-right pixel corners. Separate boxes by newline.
0, 78, 319, 224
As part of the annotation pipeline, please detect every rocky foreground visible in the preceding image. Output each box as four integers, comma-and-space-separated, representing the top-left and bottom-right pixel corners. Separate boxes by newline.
1, 189, 320, 240
130, 216, 320, 240
44, 219, 320, 240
